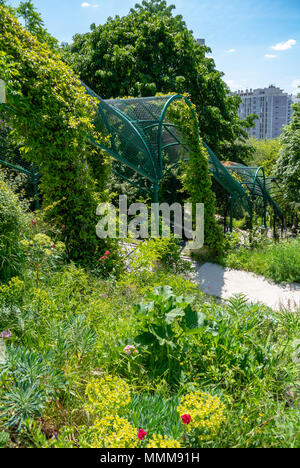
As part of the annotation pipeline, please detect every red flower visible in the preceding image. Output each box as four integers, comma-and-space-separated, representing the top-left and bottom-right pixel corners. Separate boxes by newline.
181, 414, 192, 425
61, 225, 66, 230
137, 429, 147, 440
31, 220, 37, 225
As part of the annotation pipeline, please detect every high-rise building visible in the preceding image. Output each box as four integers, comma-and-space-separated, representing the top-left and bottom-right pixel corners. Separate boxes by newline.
235, 85, 293, 139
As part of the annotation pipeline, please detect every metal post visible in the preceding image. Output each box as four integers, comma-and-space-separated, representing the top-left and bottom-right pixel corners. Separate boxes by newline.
263, 195, 267, 229
152, 182, 160, 237
32, 174, 40, 210
229, 196, 234, 233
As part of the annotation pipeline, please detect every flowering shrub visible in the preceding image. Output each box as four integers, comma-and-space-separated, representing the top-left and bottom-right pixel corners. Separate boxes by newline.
0, 276, 25, 306
147, 434, 181, 448
177, 391, 225, 441
85, 375, 131, 418
95, 245, 124, 278
79, 415, 138, 448
21, 234, 65, 287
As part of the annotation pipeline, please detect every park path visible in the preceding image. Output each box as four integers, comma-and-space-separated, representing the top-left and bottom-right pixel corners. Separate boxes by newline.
191, 262, 300, 311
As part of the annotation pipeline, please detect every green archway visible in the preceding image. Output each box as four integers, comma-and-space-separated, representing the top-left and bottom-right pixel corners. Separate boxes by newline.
84, 85, 199, 202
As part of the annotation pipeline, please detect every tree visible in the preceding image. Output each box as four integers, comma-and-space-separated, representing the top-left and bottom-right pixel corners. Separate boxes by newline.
275, 101, 300, 214
15, 1, 59, 51
248, 137, 280, 176
62, 0, 254, 162
0, 5, 107, 260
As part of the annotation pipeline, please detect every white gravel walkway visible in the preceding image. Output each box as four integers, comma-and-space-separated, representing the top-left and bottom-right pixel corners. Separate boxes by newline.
193, 262, 300, 311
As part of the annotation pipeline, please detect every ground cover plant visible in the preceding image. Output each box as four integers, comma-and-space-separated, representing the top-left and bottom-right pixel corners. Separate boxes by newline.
0, 178, 299, 448
222, 232, 300, 284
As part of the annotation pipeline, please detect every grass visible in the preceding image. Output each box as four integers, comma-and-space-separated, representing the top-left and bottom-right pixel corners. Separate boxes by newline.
222, 236, 300, 284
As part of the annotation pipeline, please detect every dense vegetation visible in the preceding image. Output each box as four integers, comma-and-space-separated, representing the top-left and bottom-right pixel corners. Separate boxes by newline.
0, 176, 299, 448
0, 0, 299, 450
62, 0, 256, 163
222, 232, 300, 284
0, 3, 108, 261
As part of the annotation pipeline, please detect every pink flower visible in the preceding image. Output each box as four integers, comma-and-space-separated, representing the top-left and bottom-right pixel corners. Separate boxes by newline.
61, 225, 66, 230
104, 251, 110, 256
137, 429, 147, 440
123, 345, 138, 355
0, 330, 12, 339
181, 414, 192, 425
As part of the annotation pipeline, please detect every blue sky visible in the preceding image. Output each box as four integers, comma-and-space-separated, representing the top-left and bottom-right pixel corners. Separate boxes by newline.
8, 0, 300, 95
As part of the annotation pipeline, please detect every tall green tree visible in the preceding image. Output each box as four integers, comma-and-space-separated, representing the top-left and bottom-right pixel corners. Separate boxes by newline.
275, 100, 300, 214
248, 137, 280, 176
15, 1, 59, 51
62, 0, 254, 162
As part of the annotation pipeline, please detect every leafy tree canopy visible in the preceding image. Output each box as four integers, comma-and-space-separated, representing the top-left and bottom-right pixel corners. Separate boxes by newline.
62, 0, 255, 162
275, 101, 300, 212
247, 137, 280, 176
0, 0, 58, 50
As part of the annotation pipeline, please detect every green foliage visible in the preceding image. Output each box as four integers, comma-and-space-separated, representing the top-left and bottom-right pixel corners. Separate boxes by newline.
0, 346, 65, 431
134, 285, 206, 384
275, 102, 300, 212
0, 243, 299, 447
62, 0, 253, 162
223, 236, 300, 284
0, 173, 29, 282
248, 137, 280, 176
15, 1, 59, 51
0, 5, 107, 261
167, 98, 223, 254
0, 430, 10, 447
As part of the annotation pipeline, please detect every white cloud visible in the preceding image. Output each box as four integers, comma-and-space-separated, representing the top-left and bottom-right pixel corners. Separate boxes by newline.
271, 39, 296, 51
227, 49, 237, 53
264, 54, 277, 59
81, 2, 99, 7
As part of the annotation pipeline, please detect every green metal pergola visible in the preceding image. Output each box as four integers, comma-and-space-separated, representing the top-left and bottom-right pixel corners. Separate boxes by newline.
0, 78, 284, 233
83, 84, 200, 203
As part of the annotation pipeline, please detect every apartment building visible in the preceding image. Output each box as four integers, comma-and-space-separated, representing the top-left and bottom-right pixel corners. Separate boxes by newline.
235, 85, 293, 139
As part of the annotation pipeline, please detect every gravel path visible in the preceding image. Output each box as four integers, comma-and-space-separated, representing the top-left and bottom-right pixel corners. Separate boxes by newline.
193, 262, 300, 311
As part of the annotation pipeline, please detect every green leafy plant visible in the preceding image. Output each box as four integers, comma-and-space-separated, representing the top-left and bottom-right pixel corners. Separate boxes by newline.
0, 5, 108, 261
134, 285, 205, 385
0, 345, 66, 431
0, 174, 29, 282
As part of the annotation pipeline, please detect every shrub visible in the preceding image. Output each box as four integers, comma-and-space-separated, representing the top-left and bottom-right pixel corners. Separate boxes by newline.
0, 174, 29, 282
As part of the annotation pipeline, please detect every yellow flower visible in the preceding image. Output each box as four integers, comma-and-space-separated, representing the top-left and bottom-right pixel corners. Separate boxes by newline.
85, 375, 131, 417
147, 434, 181, 448
177, 391, 225, 439
83, 415, 138, 448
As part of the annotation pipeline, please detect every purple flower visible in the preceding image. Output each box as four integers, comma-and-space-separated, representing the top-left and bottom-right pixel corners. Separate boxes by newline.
123, 345, 138, 355
0, 330, 12, 339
